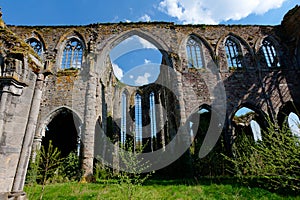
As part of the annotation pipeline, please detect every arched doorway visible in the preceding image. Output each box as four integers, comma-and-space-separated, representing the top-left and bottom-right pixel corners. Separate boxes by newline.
232, 106, 266, 142
42, 108, 82, 157
277, 101, 300, 138
188, 106, 226, 177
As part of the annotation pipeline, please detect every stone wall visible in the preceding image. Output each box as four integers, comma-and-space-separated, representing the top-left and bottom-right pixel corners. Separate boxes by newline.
0, 5, 300, 199
0, 19, 42, 198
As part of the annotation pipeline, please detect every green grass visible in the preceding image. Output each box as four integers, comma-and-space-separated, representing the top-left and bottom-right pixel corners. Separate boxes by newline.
24, 180, 300, 200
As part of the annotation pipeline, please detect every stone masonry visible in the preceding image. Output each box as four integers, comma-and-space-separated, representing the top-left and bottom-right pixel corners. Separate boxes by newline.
0, 5, 300, 199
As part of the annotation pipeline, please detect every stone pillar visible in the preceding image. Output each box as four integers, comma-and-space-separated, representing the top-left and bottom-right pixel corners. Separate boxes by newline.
12, 73, 44, 192
0, 82, 29, 194
158, 92, 166, 151
0, 86, 9, 141
82, 55, 97, 180
175, 71, 187, 126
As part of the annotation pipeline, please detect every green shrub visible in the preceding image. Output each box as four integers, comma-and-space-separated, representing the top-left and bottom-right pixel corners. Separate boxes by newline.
26, 148, 42, 185
26, 141, 81, 184
117, 142, 153, 200
94, 160, 112, 181
62, 151, 82, 181
226, 120, 300, 194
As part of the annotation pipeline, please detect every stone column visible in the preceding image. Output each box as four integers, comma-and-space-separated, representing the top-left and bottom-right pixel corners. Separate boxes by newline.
12, 73, 44, 192
158, 92, 166, 151
175, 71, 187, 126
82, 55, 97, 180
0, 86, 9, 141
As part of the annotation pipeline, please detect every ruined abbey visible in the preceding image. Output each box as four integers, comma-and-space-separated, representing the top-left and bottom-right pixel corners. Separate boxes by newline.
0, 5, 300, 199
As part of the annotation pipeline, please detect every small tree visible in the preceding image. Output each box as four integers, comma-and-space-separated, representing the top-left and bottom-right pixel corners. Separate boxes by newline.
62, 151, 81, 181
25, 148, 42, 185
39, 140, 63, 199
226, 119, 300, 194
117, 145, 153, 200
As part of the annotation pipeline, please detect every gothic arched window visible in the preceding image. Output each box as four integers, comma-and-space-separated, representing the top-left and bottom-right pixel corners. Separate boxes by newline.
261, 39, 280, 67
61, 38, 83, 69
121, 92, 127, 145
149, 92, 157, 139
149, 92, 157, 151
288, 112, 300, 138
225, 37, 242, 68
135, 94, 142, 146
27, 38, 43, 57
186, 37, 203, 68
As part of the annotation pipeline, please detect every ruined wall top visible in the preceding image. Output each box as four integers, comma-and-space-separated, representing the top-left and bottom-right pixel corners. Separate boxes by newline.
7, 22, 281, 73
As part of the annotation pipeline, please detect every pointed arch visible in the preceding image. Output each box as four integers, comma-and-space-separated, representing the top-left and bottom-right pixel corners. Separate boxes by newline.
120, 89, 129, 145
37, 106, 83, 157
27, 31, 47, 50
109, 29, 170, 61
96, 29, 173, 75
180, 33, 216, 71
135, 92, 143, 146
186, 35, 204, 69
277, 101, 300, 127
216, 33, 254, 71
55, 29, 87, 50
55, 30, 86, 70
231, 103, 267, 121
231, 103, 267, 142
225, 35, 243, 68
259, 36, 281, 67
26, 31, 47, 59
37, 106, 83, 138
190, 34, 215, 60
60, 37, 84, 69
26, 38, 43, 57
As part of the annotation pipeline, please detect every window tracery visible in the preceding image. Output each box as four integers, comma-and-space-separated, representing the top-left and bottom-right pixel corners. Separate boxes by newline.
225, 37, 242, 68
27, 38, 43, 57
135, 93, 142, 146
121, 92, 127, 145
186, 37, 203, 68
61, 38, 83, 69
262, 39, 280, 67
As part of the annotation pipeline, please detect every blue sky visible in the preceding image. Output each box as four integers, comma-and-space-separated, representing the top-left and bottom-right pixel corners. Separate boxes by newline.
2, 0, 299, 125
1, 0, 299, 86
110, 35, 162, 86
0, 0, 299, 25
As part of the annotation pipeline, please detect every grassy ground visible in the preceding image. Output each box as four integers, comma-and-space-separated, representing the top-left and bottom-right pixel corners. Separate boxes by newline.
24, 180, 300, 200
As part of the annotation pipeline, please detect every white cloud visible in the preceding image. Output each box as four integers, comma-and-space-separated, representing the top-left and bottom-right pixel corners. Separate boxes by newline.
158, 0, 286, 24
129, 75, 134, 79
110, 35, 157, 61
139, 14, 151, 22
137, 36, 157, 49
135, 73, 151, 85
112, 63, 123, 80
144, 59, 151, 64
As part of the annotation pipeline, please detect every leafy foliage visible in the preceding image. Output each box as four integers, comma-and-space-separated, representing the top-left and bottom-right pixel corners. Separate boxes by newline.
26, 140, 82, 200
94, 141, 153, 200
226, 119, 300, 194
62, 151, 82, 181
39, 140, 63, 199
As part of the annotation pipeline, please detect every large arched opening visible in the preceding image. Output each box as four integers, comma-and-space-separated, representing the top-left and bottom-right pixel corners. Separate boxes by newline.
231, 105, 267, 143
278, 101, 300, 138
109, 34, 168, 87
41, 107, 82, 157
188, 105, 227, 177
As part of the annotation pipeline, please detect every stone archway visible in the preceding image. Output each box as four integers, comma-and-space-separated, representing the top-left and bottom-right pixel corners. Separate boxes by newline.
41, 107, 82, 157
